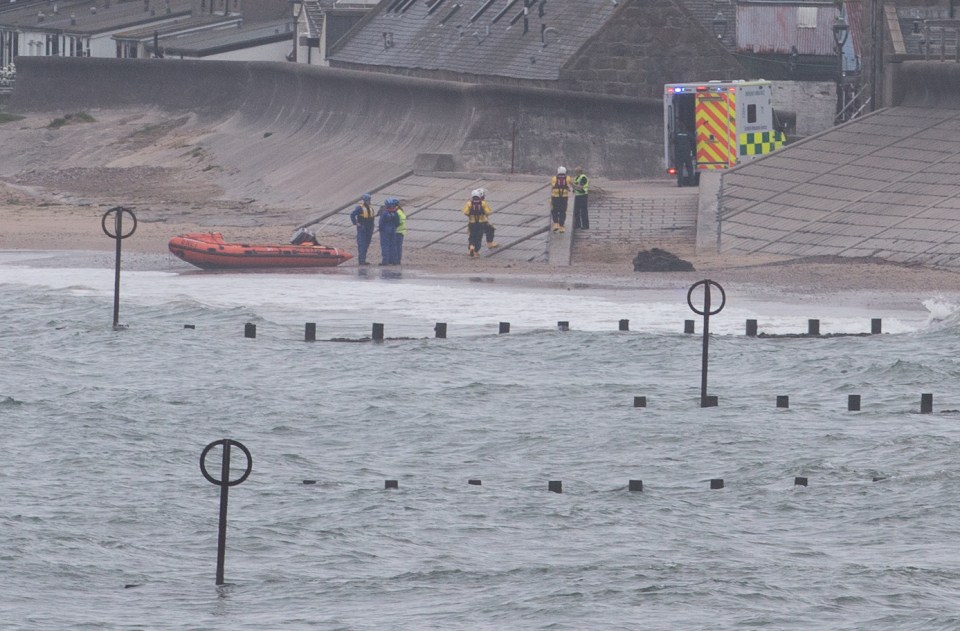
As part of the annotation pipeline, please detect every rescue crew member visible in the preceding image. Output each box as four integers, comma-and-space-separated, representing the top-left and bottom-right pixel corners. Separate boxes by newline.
462, 189, 491, 257
349, 193, 376, 265
394, 202, 407, 265
572, 167, 589, 230
479, 188, 497, 248
674, 124, 696, 187
378, 197, 401, 265
550, 166, 570, 233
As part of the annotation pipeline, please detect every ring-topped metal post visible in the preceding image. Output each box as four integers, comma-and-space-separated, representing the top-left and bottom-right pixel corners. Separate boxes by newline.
100, 206, 137, 329
200, 439, 252, 586
687, 279, 726, 407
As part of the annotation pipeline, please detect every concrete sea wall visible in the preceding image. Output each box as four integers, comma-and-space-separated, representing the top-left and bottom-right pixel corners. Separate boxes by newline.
10, 57, 663, 213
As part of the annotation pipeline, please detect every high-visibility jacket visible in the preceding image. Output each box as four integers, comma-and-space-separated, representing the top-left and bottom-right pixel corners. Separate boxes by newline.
350, 201, 376, 225
462, 199, 492, 223
573, 173, 589, 196
396, 208, 407, 236
551, 174, 570, 198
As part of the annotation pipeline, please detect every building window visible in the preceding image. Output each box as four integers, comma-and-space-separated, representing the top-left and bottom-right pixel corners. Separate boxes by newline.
797, 7, 817, 28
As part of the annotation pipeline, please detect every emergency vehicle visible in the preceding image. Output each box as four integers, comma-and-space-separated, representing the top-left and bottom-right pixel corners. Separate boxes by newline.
663, 80, 786, 184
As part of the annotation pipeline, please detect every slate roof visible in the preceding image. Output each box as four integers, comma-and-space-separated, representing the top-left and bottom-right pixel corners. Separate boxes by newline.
160, 19, 294, 56
0, 1, 48, 16
719, 103, 960, 269
328, 0, 620, 81
0, 0, 194, 34
683, 0, 737, 51
113, 15, 241, 42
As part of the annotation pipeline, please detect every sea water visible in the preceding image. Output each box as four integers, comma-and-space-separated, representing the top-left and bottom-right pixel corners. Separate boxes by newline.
2, 255, 960, 630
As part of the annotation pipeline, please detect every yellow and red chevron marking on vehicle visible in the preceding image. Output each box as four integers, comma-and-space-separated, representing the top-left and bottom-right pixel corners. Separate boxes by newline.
695, 90, 736, 170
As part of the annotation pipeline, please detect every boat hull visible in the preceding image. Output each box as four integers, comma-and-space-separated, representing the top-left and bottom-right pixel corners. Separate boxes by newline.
168, 233, 352, 270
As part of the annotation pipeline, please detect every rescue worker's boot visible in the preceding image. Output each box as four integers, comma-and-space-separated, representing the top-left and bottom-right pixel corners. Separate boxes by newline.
558, 225, 566, 233
487, 242, 498, 248
552, 222, 560, 232
469, 244, 477, 257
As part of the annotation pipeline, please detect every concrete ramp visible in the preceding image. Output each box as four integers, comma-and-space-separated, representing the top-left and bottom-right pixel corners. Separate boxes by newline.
315, 173, 554, 263
719, 62, 960, 270
9, 58, 474, 215
9, 58, 661, 207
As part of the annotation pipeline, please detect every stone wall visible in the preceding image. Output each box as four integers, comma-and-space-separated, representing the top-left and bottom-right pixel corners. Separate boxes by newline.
773, 81, 836, 137
558, 0, 748, 99
450, 86, 664, 179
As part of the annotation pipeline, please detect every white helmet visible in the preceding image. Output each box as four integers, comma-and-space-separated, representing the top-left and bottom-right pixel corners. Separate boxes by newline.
477, 188, 486, 198
557, 166, 566, 175
471, 189, 481, 198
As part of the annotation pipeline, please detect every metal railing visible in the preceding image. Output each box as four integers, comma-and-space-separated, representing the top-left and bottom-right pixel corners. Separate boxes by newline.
0, 62, 14, 90
920, 20, 960, 61
835, 81, 872, 124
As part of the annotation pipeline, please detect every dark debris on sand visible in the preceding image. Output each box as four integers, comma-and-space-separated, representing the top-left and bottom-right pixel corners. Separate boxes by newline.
633, 248, 695, 272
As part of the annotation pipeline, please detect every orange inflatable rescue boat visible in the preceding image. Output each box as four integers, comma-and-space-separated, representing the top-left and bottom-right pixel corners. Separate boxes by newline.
168, 232, 352, 270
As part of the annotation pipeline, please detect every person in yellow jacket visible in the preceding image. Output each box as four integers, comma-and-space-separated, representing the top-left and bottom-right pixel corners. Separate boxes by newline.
550, 166, 570, 233
394, 204, 407, 265
572, 166, 589, 230
462, 189, 492, 257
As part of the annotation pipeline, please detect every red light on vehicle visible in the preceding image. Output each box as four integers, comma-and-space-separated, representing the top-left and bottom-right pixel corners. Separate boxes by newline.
667, 167, 677, 175
696, 85, 707, 91
729, 87, 736, 92
667, 87, 675, 93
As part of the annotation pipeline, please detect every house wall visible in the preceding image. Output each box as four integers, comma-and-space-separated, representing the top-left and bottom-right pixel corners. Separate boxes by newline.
773, 80, 836, 136
202, 39, 291, 61
240, 0, 289, 23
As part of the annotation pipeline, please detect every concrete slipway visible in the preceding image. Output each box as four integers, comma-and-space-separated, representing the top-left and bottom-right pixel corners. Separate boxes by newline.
719, 62, 960, 271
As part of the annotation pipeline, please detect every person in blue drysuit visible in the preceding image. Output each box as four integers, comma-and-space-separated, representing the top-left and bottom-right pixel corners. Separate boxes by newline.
378, 197, 401, 265
349, 193, 376, 265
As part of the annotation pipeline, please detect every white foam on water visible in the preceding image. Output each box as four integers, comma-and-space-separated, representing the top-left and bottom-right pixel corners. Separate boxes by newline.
0, 258, 934, 336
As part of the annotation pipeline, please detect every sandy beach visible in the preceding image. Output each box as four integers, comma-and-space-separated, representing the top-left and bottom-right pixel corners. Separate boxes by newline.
3, 108, 960, 308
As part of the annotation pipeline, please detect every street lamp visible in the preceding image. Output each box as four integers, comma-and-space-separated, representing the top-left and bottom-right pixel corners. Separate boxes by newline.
832, 15, 849, 122
712, 11, 728, 41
